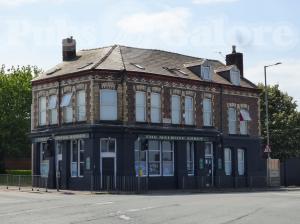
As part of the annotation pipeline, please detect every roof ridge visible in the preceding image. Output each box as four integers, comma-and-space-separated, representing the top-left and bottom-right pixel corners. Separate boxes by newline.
118, 45, 126, 71
91, 45, 118, 69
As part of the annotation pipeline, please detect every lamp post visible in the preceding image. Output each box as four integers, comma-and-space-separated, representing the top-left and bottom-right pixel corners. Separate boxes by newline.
264, 62, 282, 158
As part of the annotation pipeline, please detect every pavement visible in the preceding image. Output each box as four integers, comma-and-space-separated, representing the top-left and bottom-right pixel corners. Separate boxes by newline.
1, 187, 300, 224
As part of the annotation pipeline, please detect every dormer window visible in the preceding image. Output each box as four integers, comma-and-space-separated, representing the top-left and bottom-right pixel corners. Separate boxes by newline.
230, 70, 240, 85
201, 66, 211, 81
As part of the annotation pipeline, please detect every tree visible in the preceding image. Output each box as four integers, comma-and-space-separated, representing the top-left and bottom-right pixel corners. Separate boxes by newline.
0, 65, 40, 172
259, 84, 300, 160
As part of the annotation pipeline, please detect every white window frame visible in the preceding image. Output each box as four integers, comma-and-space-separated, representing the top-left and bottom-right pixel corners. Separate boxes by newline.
100, 89, 118, 121
135, 91, 146, 122
39, 96, 47, 126
228, 107, 237, 134
150, 93, 161, 123
240, 109, 250, 135
186, 142, 195, 176
40, 142, 49, 177
100, 138, 117, 157
230, 70, 240, 86
201, 66, 211, 81
148, 140, 161, 176
76, 90, 86, 121
203, 98, 212, 126
61, 93, 73, 123
70, 139, 85, 178
171, 95, 181, 124
224, 148, 232, 176
184, 96, 194, 125
48, 95, 57, 125
237, 148, 245, 176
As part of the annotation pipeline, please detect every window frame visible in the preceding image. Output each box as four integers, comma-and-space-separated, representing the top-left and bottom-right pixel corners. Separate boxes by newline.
186, 142, 195, 176
39, 96, 47, 126
171, 95, 181, 124
230, 70, 241, 86
70, 139, 85, 178
76, 90, 86, 121
162, 141, 174, 177
201, 66, 211, 81
150, 92, 161, 123
224, 148, 232, 176
240, 109, 250, 135
134, 140, 148, 176
228, 107, 237, 134
203, 98, 212, 126
61, 93, 73, 123
100, 89, 118, 121
184, 96, 194, 125
48, 95, 57, 125
237, 148, 245, 176
135, 91, 146, 122
40, 142, 49, 177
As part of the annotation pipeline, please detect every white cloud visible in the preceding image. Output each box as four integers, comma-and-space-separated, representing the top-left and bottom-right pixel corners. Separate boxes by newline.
192, 0, 238, 4
0, 0, 67, 7
245, 59, 300, 109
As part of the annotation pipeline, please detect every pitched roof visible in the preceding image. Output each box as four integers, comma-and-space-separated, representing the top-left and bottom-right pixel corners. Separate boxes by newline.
33, 45, 256, 88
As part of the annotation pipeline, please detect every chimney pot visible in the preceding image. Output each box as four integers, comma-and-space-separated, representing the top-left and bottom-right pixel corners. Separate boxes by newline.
232, 45, 236, 53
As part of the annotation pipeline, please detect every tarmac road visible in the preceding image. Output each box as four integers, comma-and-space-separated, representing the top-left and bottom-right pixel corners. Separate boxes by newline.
0, 189, 300, 224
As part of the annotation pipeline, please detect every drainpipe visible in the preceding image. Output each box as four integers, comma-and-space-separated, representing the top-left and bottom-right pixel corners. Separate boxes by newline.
58, 80, 61, 127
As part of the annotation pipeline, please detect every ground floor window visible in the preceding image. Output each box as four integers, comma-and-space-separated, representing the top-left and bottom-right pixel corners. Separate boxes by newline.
134, 140, 174, 177
40, 142, 49, 177
71, 139, 85, 177
224, 148, 232, 176
186, 142, 195, 176
237, 148, 245, 175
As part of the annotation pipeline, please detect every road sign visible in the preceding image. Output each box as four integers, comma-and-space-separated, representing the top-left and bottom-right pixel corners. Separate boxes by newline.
264, 145, 271, 153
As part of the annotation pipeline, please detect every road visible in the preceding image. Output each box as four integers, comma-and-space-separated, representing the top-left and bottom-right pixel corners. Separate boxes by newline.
0, 189, 300, 224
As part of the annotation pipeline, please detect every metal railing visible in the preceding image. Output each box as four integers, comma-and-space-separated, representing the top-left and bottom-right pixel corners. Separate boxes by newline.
0, 174, 48, 192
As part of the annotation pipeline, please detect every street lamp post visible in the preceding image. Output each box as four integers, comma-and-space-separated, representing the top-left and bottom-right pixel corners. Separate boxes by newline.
264, 62, 282, 159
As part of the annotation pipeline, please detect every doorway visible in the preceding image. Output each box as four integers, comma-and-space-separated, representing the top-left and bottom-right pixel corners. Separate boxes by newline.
204, 142, 214, 187
100, 138, 117, 189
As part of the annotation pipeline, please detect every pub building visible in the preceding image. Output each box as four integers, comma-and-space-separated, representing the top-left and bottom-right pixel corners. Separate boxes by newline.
30, 37, 266, 190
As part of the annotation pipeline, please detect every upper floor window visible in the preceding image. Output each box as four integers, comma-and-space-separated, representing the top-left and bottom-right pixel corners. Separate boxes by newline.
100, 89, 117, 121
230, 70, 240, 86
237, 148, 245, 175
240, 109, 251, 135
136, 91, 146, 122
203, 98, 212, 126
228, 107, 237, 134
61, 93, 72, 123
48, 95, 57, 125
184, 96, 194, 125
224, 148, 232, 176
39, 96, 46, 126
201, 66, 211, 80
151, 93, 161, 123
171, 95, 181, 124
76, 90, 86, 121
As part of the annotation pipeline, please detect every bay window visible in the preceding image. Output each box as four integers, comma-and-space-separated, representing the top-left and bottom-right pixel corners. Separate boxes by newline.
61, 93, 72, 123
151, 93, 161, 123
136, 91, 146, 122
48, 95, 57, 125
171, 95, 181, 124
76, 90, 86, 121
185, 96, 194, 125
203, 98, 212, 126
39, 96, 46, 125
100, 89, 117, 120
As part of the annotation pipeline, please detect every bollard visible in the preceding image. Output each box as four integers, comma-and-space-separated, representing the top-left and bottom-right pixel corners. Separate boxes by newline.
18, 176, 21, 191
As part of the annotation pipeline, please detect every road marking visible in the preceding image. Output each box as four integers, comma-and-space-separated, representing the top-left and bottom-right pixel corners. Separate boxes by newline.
119, 214, 131, 221
127, 207, 155, 213
95, 201, 114, 205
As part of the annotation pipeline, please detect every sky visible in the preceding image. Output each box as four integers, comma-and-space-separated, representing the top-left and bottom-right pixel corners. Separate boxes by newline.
0, 0, 299, 108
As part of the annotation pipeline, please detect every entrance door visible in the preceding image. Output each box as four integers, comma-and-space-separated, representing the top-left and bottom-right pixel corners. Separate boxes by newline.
100, 138, 117, 189
204, 142, 214, 187
55, 141, 63, 188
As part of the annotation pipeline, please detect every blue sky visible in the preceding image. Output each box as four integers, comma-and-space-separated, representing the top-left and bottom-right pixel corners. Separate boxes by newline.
1, 0, 299, 108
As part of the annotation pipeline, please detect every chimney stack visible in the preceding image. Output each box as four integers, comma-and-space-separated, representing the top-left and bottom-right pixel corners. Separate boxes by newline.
226, 45, 243, 77
62, 36, 76, 61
